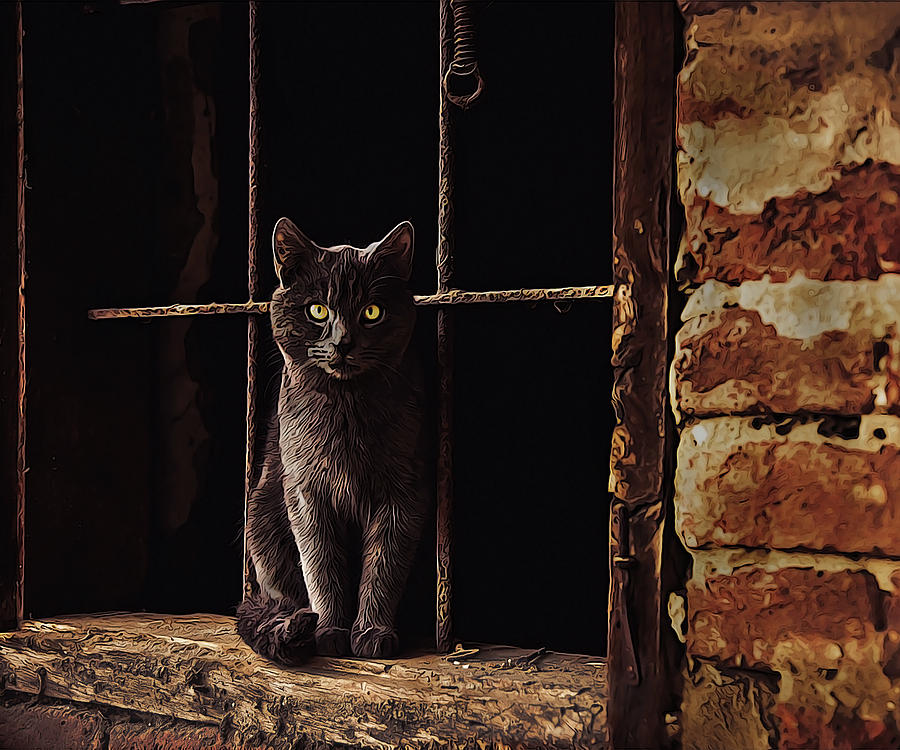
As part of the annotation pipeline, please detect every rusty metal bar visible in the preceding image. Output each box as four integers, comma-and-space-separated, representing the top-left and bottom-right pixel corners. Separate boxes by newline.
243, 0, 261, 602
247, 2, 260, 305
435, 0, 455, 654
88, 302, 265, 320
436, 8, 454, 297
435, 309, 453, 654
87, 285, 615, 320
15, 0, 25, 627
418, 285, 613, 305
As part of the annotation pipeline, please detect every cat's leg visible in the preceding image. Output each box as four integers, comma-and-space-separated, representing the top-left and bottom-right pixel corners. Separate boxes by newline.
237, 409, 317, 665
287, 483, 353, 656
247, 466, 309, 604
352, 495, 425, 658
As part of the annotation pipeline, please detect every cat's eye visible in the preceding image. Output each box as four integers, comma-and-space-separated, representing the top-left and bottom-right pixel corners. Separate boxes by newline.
362, 304, 383, 323
307, 303, 330, 322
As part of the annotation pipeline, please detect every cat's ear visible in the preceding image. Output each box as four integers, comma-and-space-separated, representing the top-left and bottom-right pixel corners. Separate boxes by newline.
369, 221, 414, 281
272, 217, 318, 286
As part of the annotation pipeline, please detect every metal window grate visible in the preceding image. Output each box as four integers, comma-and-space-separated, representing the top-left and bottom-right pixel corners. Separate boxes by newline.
86, 287, 614, 320
82, 0, 617, 652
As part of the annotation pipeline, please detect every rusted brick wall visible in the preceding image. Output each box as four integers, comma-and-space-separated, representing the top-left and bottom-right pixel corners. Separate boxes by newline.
0, 693, 342, 749
673, 3, 900, 748
0, 694, 270, 750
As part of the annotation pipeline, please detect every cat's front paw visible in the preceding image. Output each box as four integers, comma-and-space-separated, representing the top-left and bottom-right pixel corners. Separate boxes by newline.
315, 626, 351, 657
236, 595, 318, 666
270, 607, 319, 665
351, 625, 399, 659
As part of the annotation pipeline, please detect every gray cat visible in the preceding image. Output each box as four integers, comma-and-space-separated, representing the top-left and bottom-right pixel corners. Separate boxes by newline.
236, 217, 428, 663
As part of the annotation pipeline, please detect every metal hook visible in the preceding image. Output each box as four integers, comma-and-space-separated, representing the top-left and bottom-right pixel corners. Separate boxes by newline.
443, 66, 485, 110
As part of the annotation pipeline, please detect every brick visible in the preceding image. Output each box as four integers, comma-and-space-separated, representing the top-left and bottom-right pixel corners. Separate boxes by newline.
676, 416, 900, 555
677, 163, 900, 286
678, 4, 900, 126
0, 698, 105, 750
680, 661, 775, 750
683, 555, 900, 747
683, 562, 900, 748
108, 723, 231, 750
686, 566, 883, 669
676, 3, 900, 748
677, 3, 900, 216
773, 703, 900, 750
0, 694, 286, 750
673, 275, 900, 417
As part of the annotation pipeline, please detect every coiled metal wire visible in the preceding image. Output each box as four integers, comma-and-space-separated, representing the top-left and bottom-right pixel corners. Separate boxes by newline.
443, 1, 484, 109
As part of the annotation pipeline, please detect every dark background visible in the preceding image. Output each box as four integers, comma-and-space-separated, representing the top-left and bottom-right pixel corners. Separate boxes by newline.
19, 0, 614, 656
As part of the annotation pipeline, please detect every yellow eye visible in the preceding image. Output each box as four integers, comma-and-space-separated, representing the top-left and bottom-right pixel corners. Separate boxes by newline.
308, 303, 329, 321
363, 304, 383, 322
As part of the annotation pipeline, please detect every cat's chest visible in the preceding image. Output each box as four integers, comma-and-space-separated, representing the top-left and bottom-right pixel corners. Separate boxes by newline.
279, 388, 389, 508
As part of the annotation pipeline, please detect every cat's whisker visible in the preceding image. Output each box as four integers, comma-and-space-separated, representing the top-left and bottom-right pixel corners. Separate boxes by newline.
361, 357, 415, 389
372, 366, 394, 391
369, 274, 405, 283
262, 370, 285, 400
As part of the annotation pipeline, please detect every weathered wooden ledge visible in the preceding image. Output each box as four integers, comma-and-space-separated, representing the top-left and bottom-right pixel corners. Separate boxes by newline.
0, 614, 607, 749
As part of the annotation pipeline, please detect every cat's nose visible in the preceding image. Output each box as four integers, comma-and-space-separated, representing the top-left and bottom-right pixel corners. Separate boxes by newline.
335, 339, 353, 357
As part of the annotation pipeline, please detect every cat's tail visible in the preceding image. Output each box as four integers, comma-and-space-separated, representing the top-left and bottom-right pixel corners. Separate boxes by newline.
236, 593, 318, 666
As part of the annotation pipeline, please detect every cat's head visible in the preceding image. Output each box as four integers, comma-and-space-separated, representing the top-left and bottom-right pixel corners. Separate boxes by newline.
269, 217, 416, 380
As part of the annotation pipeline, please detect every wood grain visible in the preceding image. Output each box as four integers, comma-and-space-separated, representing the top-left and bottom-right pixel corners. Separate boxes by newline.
608, 3, 681, 748
0, 614, 608, 749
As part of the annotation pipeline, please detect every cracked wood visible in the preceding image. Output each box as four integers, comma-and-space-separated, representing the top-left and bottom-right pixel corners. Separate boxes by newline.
0, 614, 608, 749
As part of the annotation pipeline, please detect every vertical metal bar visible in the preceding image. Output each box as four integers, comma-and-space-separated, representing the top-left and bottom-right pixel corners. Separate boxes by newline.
15, 0, 25, 626
243, 0, 261, 602
435, 311, 453, 652
247, 0, 260, 305
435, 0, 455, 653
437, 1, 454, 294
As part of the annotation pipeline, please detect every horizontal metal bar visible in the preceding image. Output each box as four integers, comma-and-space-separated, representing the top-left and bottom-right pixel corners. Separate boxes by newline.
87, 285, 615, 320
415, 285, 614, 305
88, 302, 266, 320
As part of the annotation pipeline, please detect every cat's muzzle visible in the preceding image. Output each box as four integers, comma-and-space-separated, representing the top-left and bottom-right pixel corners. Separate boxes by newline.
308, 344, 359, 379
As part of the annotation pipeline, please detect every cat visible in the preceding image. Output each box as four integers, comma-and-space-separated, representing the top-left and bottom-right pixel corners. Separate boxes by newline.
236, 217, 428, 664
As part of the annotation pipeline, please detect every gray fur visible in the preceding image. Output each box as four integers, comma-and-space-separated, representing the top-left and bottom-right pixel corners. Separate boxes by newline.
237, 218, 427, 661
